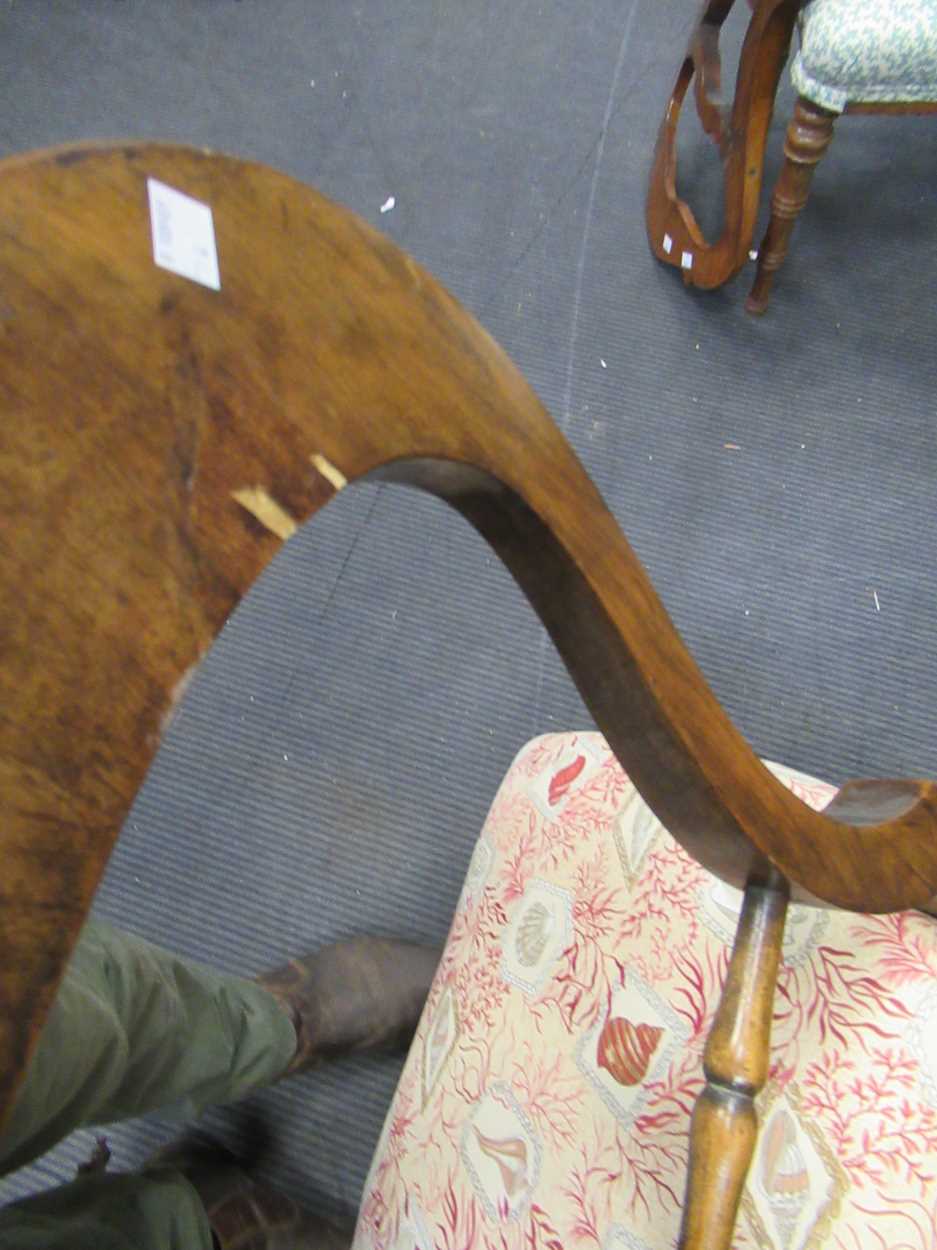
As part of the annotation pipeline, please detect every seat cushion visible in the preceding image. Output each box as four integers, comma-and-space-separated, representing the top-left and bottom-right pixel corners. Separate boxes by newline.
792, 0, 937, 111
353, 732, 937, 1250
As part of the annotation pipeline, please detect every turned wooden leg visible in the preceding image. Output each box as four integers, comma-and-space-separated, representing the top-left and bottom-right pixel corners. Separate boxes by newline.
677, 876, 789, 1250
746, 96, 836, 313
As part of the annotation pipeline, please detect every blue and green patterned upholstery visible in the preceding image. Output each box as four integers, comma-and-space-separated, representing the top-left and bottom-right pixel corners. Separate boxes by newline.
792, 0, 937, 112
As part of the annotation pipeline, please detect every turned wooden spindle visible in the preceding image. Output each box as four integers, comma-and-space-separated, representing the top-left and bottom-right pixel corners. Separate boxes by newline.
747, 96, 836, 313
678, 875, 789, 1250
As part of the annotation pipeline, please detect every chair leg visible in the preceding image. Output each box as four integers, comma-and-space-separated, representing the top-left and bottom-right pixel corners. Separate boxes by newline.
677, 876, 789, 1250
746, 96, 836, 313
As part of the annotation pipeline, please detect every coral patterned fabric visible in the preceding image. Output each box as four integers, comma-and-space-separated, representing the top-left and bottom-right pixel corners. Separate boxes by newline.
353, 733, 937, 1250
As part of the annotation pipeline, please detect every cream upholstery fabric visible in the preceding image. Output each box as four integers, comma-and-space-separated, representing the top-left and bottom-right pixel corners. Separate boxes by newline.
355, 733, 937, 1250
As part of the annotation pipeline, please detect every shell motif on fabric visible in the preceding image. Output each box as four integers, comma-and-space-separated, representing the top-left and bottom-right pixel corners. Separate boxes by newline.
428, 1003, 451, 1067
473, 1127, 529, 1198
596, 1017, 663, 1086
547, 754, 586, 805
761, 1110, 809, 1198
515, 901, 553, 967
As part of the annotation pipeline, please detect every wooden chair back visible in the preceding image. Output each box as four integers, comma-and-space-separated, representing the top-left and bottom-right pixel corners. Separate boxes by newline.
3, 144, 936, 1247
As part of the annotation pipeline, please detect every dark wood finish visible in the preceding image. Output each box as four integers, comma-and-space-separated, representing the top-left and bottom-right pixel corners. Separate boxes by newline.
747, 96, 836, 313
678, 875, 789, 1249
645, 0, 801, 290
847, 100, 937, 116
648, 0, 937, 310
3, 149, 937, 1250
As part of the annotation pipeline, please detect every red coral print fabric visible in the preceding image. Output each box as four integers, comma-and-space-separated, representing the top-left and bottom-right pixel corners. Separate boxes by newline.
353, 734, 937, 1250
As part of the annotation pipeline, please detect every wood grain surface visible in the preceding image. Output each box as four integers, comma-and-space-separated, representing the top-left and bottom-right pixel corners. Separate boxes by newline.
2, 142, 936, 1134
679, 877, 789, 1247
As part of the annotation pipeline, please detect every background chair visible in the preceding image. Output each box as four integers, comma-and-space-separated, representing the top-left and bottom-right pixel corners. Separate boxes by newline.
646, 0, 937, 311
3, 143, 936, 1250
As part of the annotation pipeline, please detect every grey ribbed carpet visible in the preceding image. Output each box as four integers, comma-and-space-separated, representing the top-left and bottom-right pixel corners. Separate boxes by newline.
2, 0, 936, 1228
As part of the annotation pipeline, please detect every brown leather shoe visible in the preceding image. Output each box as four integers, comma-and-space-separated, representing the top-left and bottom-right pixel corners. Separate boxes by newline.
150, 1133, 352, 1250
257, 937, 439, 1076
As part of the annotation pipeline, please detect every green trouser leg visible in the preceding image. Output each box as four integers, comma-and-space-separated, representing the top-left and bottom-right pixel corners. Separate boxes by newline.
0, 1167, 215, 1250
0, 918, 297, 1249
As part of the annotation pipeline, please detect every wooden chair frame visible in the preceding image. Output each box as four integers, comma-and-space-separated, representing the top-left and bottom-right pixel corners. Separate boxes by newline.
646, 0, 803, 295
646, 0, 937, 311
3, 143, 936, 1248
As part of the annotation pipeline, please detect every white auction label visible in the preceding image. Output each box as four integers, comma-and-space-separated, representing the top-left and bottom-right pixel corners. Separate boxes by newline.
147, 177, 221, 291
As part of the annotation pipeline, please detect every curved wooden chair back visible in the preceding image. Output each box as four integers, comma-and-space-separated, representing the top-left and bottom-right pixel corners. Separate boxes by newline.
2, 144, 936, 1247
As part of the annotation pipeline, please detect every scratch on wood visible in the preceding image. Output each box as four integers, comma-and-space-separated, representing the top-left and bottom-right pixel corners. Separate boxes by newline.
159, 657, 201, 739
232, 486, 298, 540
311, 452, 347, 491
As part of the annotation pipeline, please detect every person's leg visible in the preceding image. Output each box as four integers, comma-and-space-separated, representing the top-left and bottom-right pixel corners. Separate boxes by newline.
1, 918, 297, 1177
1, 917, 437, 1249
0, 1138, 353, 1250
0, 1165, 215, 1250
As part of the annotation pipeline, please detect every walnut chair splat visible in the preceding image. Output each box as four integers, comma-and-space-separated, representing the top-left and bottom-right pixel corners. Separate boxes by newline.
646, 0, 937, 312
2, 144, 936, 1250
